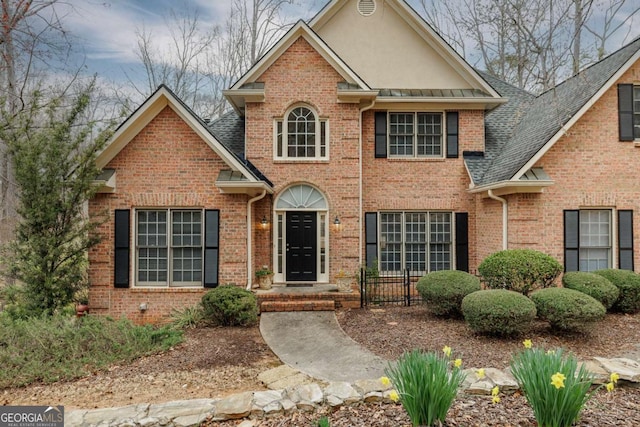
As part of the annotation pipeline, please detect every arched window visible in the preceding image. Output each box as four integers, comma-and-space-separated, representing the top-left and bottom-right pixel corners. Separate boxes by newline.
275, 105, 328, 159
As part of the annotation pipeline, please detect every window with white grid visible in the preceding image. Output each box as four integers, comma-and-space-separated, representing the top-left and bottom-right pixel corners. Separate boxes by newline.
137, 209, 203, 287
275, 105, 328, 160
389, 112, 443, 158
579, 209, 611, 272
379, 211, 452, 274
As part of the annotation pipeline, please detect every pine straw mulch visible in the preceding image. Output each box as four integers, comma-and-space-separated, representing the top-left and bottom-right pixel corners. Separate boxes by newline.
212, 305, 640, 426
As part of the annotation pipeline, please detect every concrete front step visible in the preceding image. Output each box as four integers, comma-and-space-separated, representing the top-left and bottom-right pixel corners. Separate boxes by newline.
260, 300, 335, 312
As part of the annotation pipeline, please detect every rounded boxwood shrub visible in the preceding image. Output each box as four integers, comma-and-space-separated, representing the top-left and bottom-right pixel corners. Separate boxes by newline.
416, 270, 481, 317
562, 272, 619, 310
461, 289, 537, 336
593, 269, 640, 313
530, 287, 606, 332
201, 285, 258, 326
478, 249, 562, 295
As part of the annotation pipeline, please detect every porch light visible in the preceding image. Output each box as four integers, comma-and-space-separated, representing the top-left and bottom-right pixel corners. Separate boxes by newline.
333, 216, 343, 231
261, 215, 269, 229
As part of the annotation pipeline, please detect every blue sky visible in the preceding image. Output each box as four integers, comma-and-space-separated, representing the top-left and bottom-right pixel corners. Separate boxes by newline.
62, 0, 640, 88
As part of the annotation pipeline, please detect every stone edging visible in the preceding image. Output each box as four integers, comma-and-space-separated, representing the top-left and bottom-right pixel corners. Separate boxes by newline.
66, 357, 640, 427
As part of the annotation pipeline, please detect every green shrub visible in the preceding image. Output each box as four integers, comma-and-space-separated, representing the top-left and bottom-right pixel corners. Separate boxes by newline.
201, 285, 258, 326
562, 272, 619, 310
478, 249, 562, 294
385, 349, 466, 426
530, 288, 605, 332
593, 269, 640, 313
511, 347, 596, 427
0, 314, 182, 388
461, 289, 537, 336
416, 270, 481, 317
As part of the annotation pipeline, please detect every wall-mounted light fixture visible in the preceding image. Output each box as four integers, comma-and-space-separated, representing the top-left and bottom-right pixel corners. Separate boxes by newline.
333, 216, 343, 231
261, 215, 269, 229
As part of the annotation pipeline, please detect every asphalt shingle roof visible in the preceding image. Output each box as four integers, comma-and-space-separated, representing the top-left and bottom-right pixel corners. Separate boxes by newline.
470, 37, 640, 186
207, 111, 245, 159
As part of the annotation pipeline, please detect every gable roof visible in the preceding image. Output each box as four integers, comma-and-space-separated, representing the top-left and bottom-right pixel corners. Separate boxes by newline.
469, 37, 640, 189
310, 0, 502, 100
96, 85, 273, 194
224, 19, 372, 113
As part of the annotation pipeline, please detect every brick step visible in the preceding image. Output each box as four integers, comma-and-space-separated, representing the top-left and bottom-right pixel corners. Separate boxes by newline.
260, 300, 335, 312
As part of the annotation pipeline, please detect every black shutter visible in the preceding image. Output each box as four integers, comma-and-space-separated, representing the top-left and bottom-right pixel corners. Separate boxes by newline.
204, 210, 220, 288
618, 84, 634, 141
455, 212, 469, 272
114, 209, 130, 288
374, 112, 387, 158
564, 210, 579, 272
619, 210, 634, 271
365, 212, 378, 268
446, 112, 459, 158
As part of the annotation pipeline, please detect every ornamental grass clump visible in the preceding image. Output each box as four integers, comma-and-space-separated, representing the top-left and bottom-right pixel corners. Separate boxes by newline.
385, 349, 466, 427
511, 346, 595, 427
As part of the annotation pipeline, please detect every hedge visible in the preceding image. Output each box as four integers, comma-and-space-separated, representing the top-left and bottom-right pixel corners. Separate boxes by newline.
530, 287, 606, 332
561, 272, 619, 310
201, 285, 258, 326
461, 289, 537, 336
593, 269, 640, 313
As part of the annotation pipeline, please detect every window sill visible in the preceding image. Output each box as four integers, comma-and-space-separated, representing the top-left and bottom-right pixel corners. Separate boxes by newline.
386, 157, 446, 162
130, 286, 204, 292
273, 159, 330, 164
634, 141, 640, 147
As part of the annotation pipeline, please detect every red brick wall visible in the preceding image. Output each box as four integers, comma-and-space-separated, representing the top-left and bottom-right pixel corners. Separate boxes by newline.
245, 37, 362, 277
89, 106, 249, 323
503, 62, 640, 271
361, 109, 484, 271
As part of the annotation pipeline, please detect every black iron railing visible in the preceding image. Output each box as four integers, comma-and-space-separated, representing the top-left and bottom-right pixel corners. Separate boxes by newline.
359, 268, 423, 307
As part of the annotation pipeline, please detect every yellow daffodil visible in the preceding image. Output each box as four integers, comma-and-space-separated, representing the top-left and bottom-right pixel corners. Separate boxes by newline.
380, 376, 391, 387
442, 345, 452, 357
523, 339, 532, 349
491, 386, 499, 396
454, 358, 462, 368
476, 368, 485, 379
492, 396, 500, 404
389, 390, 400, 402
551, 372, 566, 389
546, 350, 555, 355
610, 372, 620, 384
606, 382, 615, 392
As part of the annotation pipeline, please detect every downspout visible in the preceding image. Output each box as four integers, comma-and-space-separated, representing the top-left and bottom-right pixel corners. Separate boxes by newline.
247, 190, 267, 290
488, 189, 508, 250
359, 99, 376, 266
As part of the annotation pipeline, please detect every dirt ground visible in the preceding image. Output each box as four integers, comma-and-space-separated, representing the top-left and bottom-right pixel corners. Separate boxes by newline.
2, 306, 640, 426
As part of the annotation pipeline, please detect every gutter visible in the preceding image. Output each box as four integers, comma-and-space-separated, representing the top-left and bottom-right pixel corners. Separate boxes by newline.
488, 189, 508, 250
359, 99, 377, 266
246, 190, 268, 290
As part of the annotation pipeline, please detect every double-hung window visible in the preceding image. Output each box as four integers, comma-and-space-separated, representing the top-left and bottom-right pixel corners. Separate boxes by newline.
275, 105, 328, 159
136, 209, 203, 287
389, 112, 443, 157
379, 212, 452, 274
579, 209, 611, 271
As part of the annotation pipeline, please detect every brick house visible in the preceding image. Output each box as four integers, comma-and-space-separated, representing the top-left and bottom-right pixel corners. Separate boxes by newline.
89, 0, 640, 323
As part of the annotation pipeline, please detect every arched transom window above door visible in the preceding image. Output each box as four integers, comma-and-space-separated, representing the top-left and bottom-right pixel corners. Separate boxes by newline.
275, 184, 328, 210
274, 105, 329, 160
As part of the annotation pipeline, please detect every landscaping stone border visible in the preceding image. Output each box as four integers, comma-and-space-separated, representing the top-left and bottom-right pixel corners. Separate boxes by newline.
66, 357, 640, 427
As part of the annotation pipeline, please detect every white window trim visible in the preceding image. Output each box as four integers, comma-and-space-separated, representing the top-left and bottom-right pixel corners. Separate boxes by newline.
378, 210, 455, 275
578, 207, 616, 271
133, 208, 204, 289
274, 104, 329, 161
387, 111, 445, 159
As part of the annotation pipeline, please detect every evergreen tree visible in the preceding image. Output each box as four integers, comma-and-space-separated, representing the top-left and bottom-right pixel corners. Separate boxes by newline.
0, 82, 113, 316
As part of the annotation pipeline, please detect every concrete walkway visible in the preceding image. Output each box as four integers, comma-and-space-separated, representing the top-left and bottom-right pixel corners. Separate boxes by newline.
260, 311, 388, 382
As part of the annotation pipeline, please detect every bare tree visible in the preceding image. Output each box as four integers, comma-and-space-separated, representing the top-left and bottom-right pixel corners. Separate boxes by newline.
420, 0, 637, 93
125, 7, 219, 117
584, 0, 640, 60
0, 0, 73, 233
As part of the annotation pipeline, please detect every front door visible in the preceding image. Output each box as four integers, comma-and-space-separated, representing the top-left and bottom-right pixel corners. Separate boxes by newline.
286, 212, 317, 281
